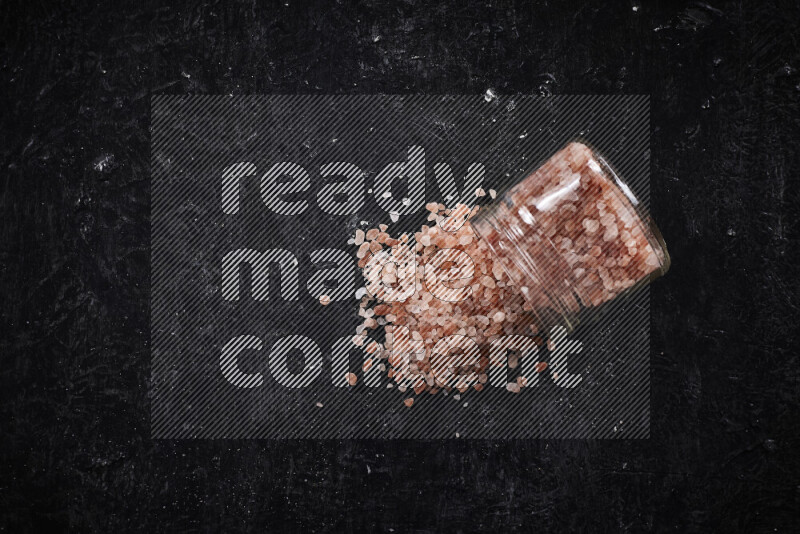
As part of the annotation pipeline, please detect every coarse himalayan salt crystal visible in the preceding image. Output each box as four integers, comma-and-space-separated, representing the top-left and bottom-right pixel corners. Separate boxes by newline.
583, 219, 600, 233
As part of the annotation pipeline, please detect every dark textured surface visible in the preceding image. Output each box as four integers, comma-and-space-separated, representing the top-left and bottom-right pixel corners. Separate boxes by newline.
1, 0, 799, 531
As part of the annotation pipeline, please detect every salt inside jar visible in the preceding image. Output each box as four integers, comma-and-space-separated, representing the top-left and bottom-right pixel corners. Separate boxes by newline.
469, 141, 670, 332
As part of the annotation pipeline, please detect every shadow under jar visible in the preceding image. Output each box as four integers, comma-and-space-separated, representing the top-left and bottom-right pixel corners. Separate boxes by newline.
470, 141, 670, 333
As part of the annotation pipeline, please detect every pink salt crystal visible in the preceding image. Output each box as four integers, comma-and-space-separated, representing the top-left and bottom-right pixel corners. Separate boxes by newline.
603, 224, 619, 241
600, 212, 616, 226
492, 265, 504, 280
583, 218, 600, 233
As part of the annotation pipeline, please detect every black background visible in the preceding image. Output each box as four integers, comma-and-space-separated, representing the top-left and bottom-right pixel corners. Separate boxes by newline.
2, 0, 799, 532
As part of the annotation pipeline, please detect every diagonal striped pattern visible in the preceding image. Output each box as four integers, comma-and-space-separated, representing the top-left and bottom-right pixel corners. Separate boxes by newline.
151, 95, 652, 439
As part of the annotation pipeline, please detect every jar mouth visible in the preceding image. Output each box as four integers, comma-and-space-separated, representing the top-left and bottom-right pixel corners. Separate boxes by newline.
470, 141, 670, 333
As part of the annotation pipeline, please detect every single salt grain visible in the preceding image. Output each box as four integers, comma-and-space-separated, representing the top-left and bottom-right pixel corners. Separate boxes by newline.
583, 219, 600, 233
534, 362, 548, 373
319, 295, 331, 305
492, 263, 504, 279
506, 382, 520, 393
493, 311, 506, 323
346, 372, 358, 386
403, 398, 414, 407
315, 402, 323, 408
354, 229, 365, 245
603, 224, 619, 241
489, 189, 497, 199
475, 187, 486, 197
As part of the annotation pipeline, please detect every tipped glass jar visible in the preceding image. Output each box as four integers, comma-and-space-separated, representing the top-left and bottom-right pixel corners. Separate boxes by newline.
470, 141, 670, 332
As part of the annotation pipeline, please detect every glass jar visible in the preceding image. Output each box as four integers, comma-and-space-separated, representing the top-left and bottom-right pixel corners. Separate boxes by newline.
470, 141, 670, 332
